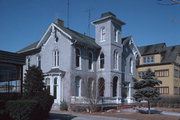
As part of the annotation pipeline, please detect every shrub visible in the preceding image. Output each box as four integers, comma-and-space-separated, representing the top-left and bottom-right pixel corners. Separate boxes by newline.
23, 91, 54, 119
5, 92, 54, 120
60, 101, 68, 111
6, 100, 38, 120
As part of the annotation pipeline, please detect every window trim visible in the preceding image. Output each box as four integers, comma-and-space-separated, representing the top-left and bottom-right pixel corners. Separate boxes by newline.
53, 50, 59, 67
37, 55, 41, 68
88, 51, 93, 71
143, 56, 154, 64
75, 77, 81, 97
155, 69, 169, 77
115, 28, 119, 42
113, 50, 119, 70
100, 27, 105, 42
99, 52, 105, 70
75, 48, 81, 69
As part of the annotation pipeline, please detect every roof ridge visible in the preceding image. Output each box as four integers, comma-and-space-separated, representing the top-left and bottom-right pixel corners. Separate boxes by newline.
138, 43, 166, 48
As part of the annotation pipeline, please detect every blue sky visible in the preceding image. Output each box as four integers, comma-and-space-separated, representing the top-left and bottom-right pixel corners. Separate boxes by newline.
0, 0, 180, 52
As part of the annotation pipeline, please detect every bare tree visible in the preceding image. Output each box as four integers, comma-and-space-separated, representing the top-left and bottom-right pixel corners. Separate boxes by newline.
84, 79, 98, 112
158, 0, 180, 5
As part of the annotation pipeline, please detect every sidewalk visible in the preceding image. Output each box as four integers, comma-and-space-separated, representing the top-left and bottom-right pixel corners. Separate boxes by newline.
48, 111, 135, 120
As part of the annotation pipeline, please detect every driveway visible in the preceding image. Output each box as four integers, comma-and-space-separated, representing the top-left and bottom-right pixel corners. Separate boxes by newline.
48, 111, 134, 120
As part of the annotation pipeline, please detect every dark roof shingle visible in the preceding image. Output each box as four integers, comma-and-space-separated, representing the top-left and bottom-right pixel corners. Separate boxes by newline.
138, 43, 166, 55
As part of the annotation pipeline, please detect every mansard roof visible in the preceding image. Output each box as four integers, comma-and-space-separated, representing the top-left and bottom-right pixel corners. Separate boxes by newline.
138, 43, 166, 55
17, 19, 101, 54
0, 50, 25, 64
161, 45, 180, 64
138, 43, 180, 64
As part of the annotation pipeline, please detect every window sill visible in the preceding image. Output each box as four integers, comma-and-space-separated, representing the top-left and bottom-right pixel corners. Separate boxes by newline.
98, 68, 105, 71
88, 69, 94, 72
75, 67, 82, 70
52, 66, 59, 68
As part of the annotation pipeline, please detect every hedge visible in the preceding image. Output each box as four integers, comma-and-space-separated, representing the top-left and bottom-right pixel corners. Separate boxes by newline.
6, 100, 38, 120
4, 92, 54, 120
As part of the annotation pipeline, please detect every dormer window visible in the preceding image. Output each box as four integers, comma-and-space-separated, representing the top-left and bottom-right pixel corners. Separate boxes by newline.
143, 56, 154, 64
100, 27, 105, 42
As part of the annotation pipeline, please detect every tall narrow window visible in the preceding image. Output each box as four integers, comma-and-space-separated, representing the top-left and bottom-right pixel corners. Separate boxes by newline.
100, 53, 104, 69
115, 29, 119, 42
37, 56, 41, 68
76, 48, 81, 68
88, 52, 93, 70
45, 78, 50, 93
130, 58, 133, 74
75, 77, 81, 97
114, 51, 119, 70
27, 58, 30, 68
100, 27, 105, 42
53, 50, 59, 67
53, 77, 58, 99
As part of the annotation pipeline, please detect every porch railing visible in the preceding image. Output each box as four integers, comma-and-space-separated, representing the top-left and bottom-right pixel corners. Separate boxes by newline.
70, 96, 122, 105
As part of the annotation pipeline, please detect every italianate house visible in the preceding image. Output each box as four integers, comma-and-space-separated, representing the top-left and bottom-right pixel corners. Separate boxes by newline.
18, 12, 140, 109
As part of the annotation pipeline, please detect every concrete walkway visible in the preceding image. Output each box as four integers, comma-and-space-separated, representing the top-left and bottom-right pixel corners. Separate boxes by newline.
48, 111, 134, 120
137, 108, 180, 117
49, 109, 180, 120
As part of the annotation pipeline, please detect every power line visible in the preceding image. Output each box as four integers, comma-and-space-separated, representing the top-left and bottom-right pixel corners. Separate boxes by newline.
67, 0, 70, 28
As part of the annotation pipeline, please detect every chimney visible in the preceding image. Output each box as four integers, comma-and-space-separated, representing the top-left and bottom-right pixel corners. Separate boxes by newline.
55, 19, 64, 26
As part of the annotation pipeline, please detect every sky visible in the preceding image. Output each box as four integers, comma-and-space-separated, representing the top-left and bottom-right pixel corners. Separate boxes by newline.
0, 0, 180, 52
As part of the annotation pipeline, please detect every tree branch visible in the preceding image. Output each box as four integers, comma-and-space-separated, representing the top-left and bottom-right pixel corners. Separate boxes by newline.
158, 0, 180, 5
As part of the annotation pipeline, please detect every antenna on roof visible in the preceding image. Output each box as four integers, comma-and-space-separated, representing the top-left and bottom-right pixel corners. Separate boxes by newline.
67, 0, 70, 28
86, 8, 92, 36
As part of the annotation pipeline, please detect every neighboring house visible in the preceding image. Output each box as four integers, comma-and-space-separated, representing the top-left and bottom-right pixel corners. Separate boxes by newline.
17, 12, 140, 108
137, 43, 180, 96
0, 50, 25, 94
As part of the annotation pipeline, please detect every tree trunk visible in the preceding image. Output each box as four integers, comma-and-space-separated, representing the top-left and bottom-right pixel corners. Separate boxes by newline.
148, 100, 150, 114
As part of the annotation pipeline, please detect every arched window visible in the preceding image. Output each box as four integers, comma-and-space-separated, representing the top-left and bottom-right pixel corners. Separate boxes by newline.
54, 77, 58, 99
87, 78, 94, 97
100, 27, 105, 42
112, 76, 118, 97
75, 76, 81, 97
130, 58, 133, 74
98, 78, 105, 97
37, 56, 41, 68
53, 50, 59, 67
88, 52, 93, 70
76, 48, 81, 68
114, 51, 119, 70
100, 53, 104, 69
